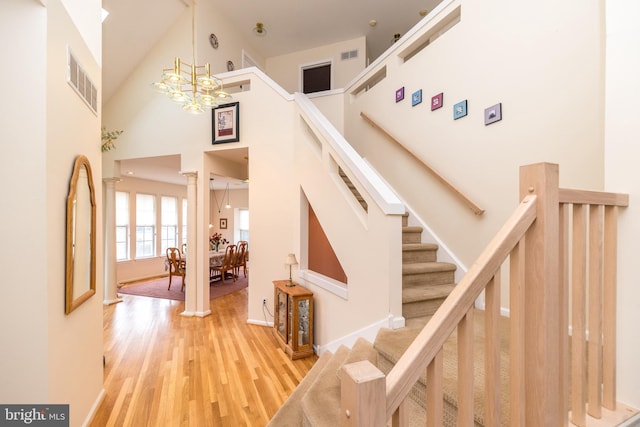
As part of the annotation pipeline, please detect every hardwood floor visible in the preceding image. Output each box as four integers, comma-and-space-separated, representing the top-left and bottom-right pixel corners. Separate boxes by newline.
91, 288, 318, 426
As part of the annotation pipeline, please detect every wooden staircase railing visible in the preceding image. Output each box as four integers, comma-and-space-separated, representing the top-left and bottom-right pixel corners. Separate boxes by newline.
340, 162, 630, 427
360, 111, 485, 216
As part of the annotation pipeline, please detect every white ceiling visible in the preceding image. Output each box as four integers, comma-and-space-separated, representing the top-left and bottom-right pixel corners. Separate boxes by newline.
119, 149, 249, 190
102, 0, 442, 186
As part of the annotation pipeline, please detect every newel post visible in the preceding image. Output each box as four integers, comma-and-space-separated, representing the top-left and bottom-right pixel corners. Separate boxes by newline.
519, 163, 563, 425
340, 360, 386, 427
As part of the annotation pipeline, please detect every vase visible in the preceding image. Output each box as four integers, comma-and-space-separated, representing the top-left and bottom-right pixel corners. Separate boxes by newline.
214, 243, 220, 252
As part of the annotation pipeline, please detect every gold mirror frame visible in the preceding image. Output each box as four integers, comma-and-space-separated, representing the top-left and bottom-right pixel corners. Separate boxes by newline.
65, 155, 97, 314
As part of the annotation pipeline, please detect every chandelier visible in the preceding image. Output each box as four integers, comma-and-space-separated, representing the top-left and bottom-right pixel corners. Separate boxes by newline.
152, 0, 231, 114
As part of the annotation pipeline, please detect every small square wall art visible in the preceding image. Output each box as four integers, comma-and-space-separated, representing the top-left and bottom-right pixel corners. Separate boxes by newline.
412, 89, 422, 106
484, 103, 502, 125
431, 92, 443, 111
395, 87, 405, 103
453, 100, 468, 120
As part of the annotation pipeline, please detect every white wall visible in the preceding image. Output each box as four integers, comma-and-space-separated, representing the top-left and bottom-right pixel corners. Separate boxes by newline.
0, 0, 104, 424
0, 0, 49, 403
604, 0, 640, 409
344, 0, 605, 269
266, 37, 367, 94
47, 1, 104, 424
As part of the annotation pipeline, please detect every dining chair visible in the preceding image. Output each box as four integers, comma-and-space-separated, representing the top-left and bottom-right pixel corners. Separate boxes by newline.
166, 247, 186, 291
234, 241, 248, 278
211, 244, 236, 284
181, 243, 187, 255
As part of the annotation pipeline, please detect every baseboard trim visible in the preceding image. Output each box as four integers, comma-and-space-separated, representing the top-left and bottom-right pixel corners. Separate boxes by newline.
81, 388, 105, 427
315, 316, 396, 355
247, 318, 273, 327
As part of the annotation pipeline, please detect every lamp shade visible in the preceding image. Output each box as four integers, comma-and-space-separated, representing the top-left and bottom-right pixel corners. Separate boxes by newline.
285, 253, 298, 266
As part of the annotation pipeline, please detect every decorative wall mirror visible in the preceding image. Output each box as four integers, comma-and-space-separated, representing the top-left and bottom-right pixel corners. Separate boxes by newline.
65, 155, 96, 314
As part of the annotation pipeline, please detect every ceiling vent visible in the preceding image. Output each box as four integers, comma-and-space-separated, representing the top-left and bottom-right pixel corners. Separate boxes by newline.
340, 49, 359, 61
67, 47, 98, 114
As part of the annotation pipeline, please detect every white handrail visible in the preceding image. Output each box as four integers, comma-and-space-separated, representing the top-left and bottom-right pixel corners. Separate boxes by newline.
294, 92, 405, 216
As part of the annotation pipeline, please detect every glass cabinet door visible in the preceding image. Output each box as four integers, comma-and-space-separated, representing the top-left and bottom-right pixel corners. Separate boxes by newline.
288, 295, 293, 345
298, 299, 310, 346
277, 290, 287, 341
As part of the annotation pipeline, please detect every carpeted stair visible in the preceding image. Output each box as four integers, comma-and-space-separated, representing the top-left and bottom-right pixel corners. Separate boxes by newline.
374, 309, 511, 427
266, 338, 377, 427
267, 213, 460, 426
401, 215, 457, 320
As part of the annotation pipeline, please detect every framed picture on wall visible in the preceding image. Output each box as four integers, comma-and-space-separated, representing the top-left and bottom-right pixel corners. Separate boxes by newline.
431, 92, 443, 111
212, 102, 240, 144
453, 100, 468, 120
411, 89, 422, 106
220, 218, 227, 229
484, 103, 502, 125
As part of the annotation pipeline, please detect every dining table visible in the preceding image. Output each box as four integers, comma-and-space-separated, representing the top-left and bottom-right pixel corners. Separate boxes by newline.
170, 249, 238, 282
172, 250, 225, 266
208, 250, 225, 268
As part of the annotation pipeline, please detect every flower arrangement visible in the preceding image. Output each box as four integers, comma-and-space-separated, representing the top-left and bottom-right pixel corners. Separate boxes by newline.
210, 232, 229, 251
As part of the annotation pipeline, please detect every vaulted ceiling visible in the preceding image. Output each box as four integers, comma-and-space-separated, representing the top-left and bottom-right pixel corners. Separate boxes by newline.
101, 0, 442, 187
102, 0, 442, 102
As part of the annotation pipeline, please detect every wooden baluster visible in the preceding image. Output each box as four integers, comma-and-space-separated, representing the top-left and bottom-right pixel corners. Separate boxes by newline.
426, 349, 443, 427
588, 205, 604, 418
603, 205, 618, 409
391, 399, 409, 427
571, 203, 587, 427
485, 271, 501, 427
457, 308, 474, 426
559, 203, 570, 427
509, 241, 526, 427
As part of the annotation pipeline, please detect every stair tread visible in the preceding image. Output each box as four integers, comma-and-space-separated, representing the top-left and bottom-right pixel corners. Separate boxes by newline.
375, 310, 512, 427
402, 243, 439, 251
402, 226, 423, 233
402, 283, 455, 303
301, 339, 376, 427
266, 350, 333, 426
403, 261, 456, 275
300, 346, 350, 426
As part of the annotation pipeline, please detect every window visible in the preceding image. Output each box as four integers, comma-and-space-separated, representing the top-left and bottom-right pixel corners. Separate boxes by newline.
182, 198, 188, 246
160, 196, 178, 254
136, 193, 156, 258
115, 191, 130, 261
238, 208, 249, 243
302, 62, 331, 94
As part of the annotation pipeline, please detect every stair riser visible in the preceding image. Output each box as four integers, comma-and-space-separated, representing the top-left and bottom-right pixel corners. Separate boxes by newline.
402, 250, 437, 264
403, 271, 455, 287
402, 232, 422, 244
403, 297, 447, 319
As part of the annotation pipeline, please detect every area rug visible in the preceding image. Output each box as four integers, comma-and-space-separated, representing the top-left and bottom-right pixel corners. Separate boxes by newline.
118, 274, 248, 301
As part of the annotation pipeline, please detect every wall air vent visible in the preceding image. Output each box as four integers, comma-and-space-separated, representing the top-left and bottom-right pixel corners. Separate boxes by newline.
340, 49, 359, 61
67, 47, 98, 114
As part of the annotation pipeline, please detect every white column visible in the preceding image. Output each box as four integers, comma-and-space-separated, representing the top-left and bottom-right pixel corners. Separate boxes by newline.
182, 172, 198, 316
103, 178, 123, 305
195, 171, 211, 317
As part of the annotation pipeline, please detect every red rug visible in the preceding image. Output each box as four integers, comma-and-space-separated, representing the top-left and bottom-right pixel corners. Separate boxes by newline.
118, 274, 248, 301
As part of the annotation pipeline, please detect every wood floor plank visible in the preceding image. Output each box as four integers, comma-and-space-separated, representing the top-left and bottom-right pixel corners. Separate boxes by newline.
90, 287, 317, 426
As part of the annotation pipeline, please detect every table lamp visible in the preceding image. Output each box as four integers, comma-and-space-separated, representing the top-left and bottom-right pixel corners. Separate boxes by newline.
284, 253, 298, 286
